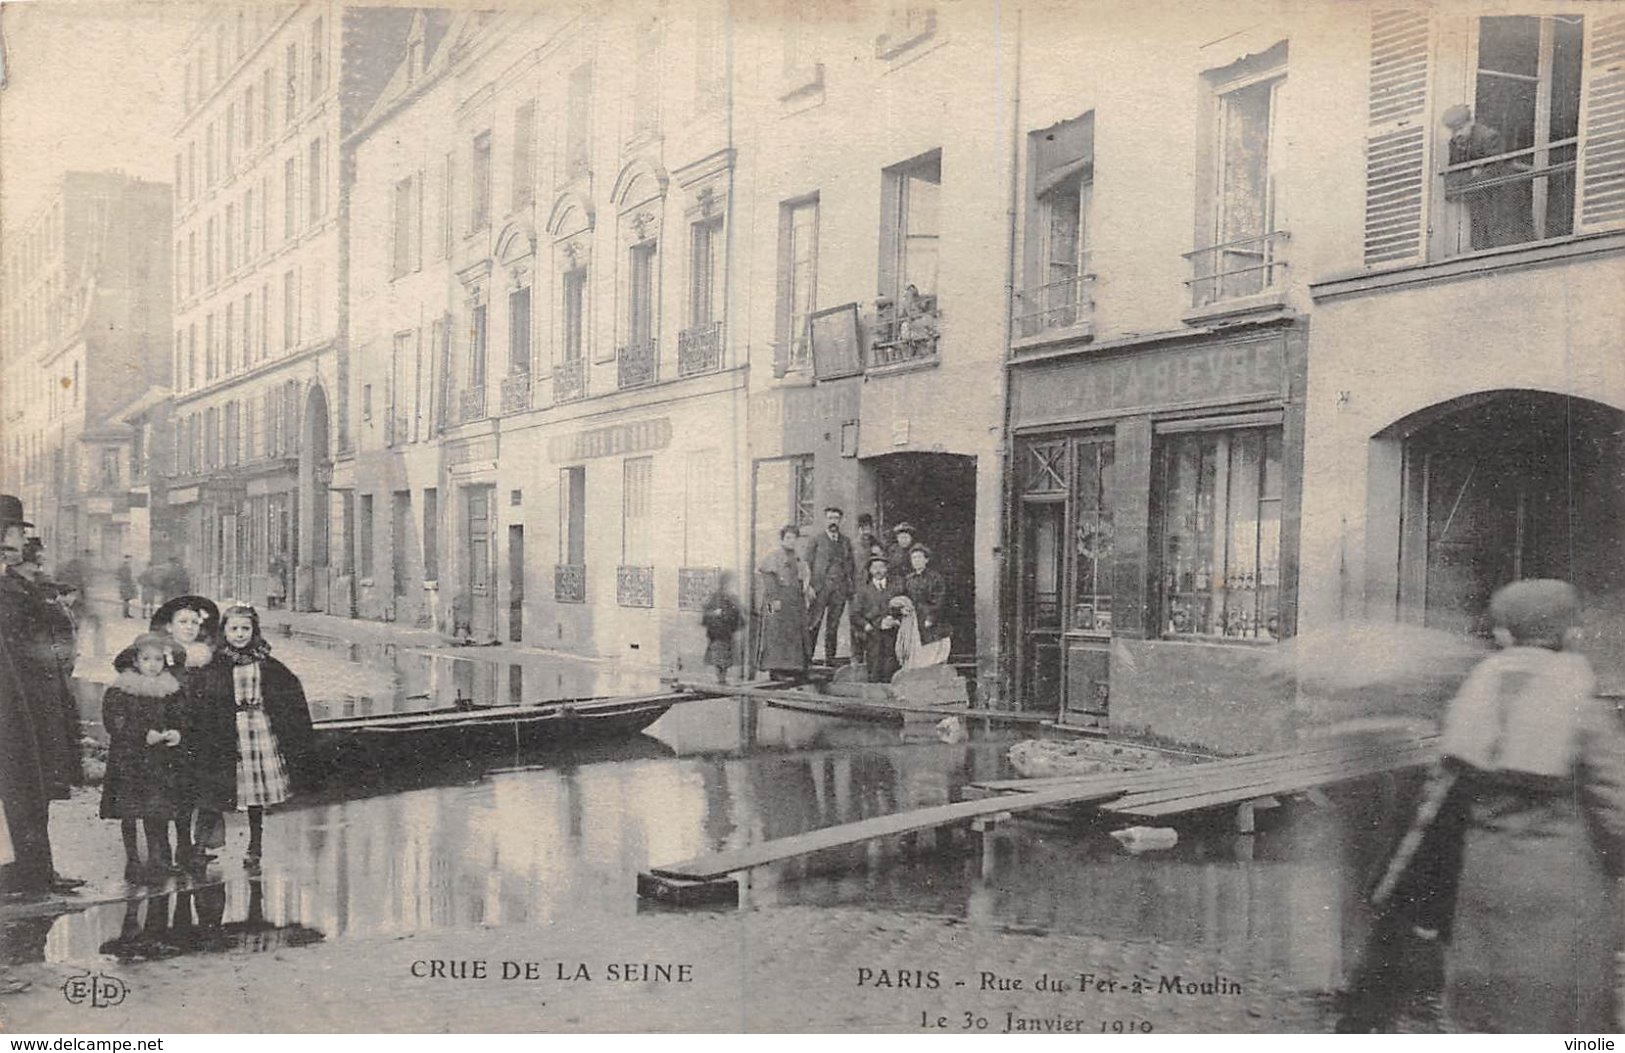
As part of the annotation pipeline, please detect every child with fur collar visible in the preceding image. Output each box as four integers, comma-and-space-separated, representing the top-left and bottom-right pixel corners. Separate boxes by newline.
100, 633, 192, 880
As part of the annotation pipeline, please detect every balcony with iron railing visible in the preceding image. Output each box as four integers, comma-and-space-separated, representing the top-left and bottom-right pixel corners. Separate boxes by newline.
616, 564, 654, 607
869, 292, 940, 369
1440, 139, 1576, 256
1012, 269, 1095, 342
678, 321, 723, 378
501, 372, 532, 415
554, 563, 586, 603
617, 338, 658, 390
1183, 230, 1290, 312
554, 357, 587, 404
458, 386, 488, 423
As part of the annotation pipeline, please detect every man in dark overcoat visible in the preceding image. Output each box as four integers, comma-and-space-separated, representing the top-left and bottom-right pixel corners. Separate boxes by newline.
0, 495, 82, 896
804, 507, 855, 665
849, 555, 904, 684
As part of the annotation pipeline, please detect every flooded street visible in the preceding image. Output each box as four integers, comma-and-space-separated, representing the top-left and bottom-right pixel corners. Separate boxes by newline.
2, 630, 1409, 1032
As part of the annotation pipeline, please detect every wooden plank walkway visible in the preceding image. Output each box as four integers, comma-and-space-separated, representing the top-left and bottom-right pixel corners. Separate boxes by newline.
642, 732, 1436, 890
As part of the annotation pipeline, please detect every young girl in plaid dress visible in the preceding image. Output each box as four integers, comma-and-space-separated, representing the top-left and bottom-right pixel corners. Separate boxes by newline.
217, 603, 313, 868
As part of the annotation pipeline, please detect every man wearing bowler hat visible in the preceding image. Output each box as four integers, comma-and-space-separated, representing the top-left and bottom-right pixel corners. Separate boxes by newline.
0, 494, 84, 897
850, 554, 904, 684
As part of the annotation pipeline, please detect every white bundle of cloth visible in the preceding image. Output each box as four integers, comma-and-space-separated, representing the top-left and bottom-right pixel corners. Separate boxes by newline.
891, 596, 951, 671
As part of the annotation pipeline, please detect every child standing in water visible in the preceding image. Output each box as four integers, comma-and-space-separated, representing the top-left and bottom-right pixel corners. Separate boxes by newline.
100, 634, 190, 880
216, 603, 313, 868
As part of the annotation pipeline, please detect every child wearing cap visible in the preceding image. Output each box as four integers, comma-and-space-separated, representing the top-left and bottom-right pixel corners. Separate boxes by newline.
1434, 579, 1625, 1033
100, 633, 190, 880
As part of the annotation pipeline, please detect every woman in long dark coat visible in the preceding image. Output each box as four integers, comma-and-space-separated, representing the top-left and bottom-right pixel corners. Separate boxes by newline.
902, 544, 951, 665
756, 526, 809, 680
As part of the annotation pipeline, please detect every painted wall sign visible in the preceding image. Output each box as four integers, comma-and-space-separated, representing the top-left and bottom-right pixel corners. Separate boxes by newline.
1012, 337, 1289, 427
548, 417, 672, 463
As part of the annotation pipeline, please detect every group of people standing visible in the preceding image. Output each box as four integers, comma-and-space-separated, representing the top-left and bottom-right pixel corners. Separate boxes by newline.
742, 508, 951, 684
0, 490, 314, 899
99, 594, 314, 879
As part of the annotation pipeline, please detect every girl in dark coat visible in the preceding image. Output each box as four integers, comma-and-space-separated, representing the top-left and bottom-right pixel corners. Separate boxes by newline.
100, 634, 190, 879
150, 595, 227, 868
699, 573, 744, 684
217, 603, 313, 868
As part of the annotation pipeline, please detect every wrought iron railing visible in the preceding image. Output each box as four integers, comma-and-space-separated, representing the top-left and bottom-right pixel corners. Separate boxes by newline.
616, 565, 654, 608
617, 338, 658, 390
677, 566, 721, 611
554, 563, 586, 603
500, 372, 532, 415
554, 357, 587, 404
1183, 230, 1289, 309
458, 386, 488, 423
678, 321, 723, 378
869, 294, 940, 368
1013, 271, 1094, 338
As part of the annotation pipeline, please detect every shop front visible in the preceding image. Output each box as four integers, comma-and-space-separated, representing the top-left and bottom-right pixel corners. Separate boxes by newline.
1007, 323, 1307, 752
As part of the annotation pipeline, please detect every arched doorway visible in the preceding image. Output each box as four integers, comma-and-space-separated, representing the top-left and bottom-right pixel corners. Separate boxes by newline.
1388, 390, 1624, 671
297, 383, 332, 612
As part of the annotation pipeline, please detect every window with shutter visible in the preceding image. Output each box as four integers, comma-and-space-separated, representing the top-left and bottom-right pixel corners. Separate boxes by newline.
1579, 13, 1625, 230
1364, 10, 1432, 266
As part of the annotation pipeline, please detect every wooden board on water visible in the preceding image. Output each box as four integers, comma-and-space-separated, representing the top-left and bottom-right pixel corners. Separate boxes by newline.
645, 732, 1437, 884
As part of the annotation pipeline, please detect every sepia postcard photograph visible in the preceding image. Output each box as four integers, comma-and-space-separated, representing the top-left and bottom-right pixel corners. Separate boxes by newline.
1, 0, 1624, 1036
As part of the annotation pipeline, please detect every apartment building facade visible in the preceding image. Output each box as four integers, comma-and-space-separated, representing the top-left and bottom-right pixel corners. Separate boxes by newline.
734, 3, 1016, 692
1299, 8, 1625, 689
164, 3, 412, 608
348, 3, 750, 672
1, 171, 172, 565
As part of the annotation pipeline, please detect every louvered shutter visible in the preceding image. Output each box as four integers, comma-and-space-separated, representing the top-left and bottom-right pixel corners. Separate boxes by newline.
1579, 13, 1625, 231
1364, 10, 1433, 266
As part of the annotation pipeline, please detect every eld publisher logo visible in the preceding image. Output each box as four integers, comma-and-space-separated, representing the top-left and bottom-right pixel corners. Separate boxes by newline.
61, 972, 128, 1008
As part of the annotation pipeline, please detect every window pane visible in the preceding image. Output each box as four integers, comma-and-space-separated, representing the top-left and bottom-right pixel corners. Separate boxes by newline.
903, 174, 939, 296
1160, 429, 1281, 639
1072, 440, 1114, 633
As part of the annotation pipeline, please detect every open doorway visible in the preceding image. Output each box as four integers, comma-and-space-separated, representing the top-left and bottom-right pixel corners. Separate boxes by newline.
1396, 391, 1625, 647
868, 452, 978, 661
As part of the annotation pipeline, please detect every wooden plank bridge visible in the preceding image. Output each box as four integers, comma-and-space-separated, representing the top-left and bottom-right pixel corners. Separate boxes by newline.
637, 731, 1438, 906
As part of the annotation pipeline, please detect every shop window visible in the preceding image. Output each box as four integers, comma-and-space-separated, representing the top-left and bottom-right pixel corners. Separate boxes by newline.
1072, 441, 1115, 633
1441, 15, 1583, 254
1157, 427, 1283, 640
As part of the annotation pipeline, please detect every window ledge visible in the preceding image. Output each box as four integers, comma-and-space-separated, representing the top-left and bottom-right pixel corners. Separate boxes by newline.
1010, 321, 1095, 356
875, 13, 939, 61
779, 64, 825, 103
1180, 291, 1291, 328
1156, 633, 1279, 648
1312, 228, 1625, 302
865, 355, 940, 380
